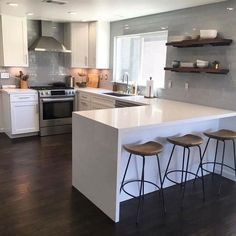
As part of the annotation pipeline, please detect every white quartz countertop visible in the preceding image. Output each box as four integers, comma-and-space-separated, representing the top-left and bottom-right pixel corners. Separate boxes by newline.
73, 88, 236, 130
1, 89, 37, 95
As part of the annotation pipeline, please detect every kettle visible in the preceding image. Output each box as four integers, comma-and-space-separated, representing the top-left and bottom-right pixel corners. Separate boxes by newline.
65, 76, 74, 88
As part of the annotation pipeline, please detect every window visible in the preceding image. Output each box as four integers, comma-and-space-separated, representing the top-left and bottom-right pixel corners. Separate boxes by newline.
113, 31, 168, 88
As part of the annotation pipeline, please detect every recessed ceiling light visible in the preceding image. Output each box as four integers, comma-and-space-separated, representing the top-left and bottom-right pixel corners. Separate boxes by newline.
227, 7, 234, 11
7, 2, 18, 7
26, 12, 34, 16
161, 26, 168, 30
68, 11, 77, 15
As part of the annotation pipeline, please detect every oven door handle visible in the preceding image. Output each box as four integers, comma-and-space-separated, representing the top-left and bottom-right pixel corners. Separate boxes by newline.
41, 98, 74, 103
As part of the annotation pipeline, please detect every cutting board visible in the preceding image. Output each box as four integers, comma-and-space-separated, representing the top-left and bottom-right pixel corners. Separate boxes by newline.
87, 74, 99, 88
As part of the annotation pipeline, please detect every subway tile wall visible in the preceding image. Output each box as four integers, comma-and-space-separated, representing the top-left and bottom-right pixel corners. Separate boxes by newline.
0, 20, 69, 87
110, 0, 236, 110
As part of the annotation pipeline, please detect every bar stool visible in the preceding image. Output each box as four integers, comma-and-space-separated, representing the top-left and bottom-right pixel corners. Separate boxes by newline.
120, 141, 165, 223
163, 134, 205, 205
195, 129, 236, 194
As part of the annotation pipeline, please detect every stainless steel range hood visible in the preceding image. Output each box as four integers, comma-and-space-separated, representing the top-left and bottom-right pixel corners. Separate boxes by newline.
29, 21, 71, 53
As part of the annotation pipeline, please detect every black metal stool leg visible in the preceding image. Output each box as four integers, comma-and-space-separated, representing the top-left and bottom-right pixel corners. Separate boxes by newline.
181, 147, 190, 207
120, 153, 132, 193
212, 140, 219, 178
156, 154, 166, 213
197, 145, 205, 201
232, 140, 236, 178
194, 138, 210, 183
142, 157, 145, 201
218, 141, 226, 195
163, 145, 176, 184
136, 156, 145, 224
181, 147, 186, 189
220, 141, 226, 176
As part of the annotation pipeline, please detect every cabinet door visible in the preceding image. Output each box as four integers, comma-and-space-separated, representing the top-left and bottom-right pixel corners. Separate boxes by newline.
0, 15, 28, 67
91, 103, 113, 110
79, 100, 91, 111
11, 102, 39, 134
88, 22, 110, 69
71, 23, 89, 68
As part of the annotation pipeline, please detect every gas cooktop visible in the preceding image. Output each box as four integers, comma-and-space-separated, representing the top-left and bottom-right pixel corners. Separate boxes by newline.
30, 82, 73, 91
30, 86, 73, 91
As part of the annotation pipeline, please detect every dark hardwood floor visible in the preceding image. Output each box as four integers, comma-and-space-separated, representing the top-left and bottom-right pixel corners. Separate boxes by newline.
1, 133, 236, 236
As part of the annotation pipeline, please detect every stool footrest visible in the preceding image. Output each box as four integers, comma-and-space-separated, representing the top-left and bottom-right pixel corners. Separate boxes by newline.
166, 170, 200, 186
121, 180, 160, 199
200, 161, 236, 174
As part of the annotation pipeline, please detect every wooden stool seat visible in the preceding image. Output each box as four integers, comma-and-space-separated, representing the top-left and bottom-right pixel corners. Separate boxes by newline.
123, 141, 163, 156
204, 129, 236, 141
167, 134, 203, 147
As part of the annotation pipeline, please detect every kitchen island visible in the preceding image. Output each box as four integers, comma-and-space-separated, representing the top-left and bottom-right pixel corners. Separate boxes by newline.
72, 96, 236, 222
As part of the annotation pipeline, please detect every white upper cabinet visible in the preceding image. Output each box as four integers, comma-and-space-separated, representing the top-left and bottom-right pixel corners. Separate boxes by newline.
0, 15, 28, 67
88, 21, 110, 69
64, 23, 89, 68
64, 21, 110, 69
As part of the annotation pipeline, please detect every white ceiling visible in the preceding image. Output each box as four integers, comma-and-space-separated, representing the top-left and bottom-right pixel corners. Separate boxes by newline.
0, 0, 227, 22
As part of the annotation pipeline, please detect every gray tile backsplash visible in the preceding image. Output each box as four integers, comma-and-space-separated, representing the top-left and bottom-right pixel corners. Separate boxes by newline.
0, 20, 69, 87
110, 0, 236, 110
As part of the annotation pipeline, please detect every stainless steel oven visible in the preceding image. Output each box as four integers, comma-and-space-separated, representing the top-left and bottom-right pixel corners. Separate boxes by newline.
38, 89, 75, 136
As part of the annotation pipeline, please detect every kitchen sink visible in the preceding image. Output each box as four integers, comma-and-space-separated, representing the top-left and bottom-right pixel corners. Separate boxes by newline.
103, 92, 132, 97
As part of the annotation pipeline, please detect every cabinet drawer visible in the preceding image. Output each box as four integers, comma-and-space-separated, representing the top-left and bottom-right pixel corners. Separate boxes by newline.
10, 94, 38, 102
79, 92, 91, 102
91, 96, 115, 108
79, 100, 91, 111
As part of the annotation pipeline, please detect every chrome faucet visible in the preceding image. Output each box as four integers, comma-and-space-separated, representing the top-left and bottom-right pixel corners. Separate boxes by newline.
122, 72, 129, 94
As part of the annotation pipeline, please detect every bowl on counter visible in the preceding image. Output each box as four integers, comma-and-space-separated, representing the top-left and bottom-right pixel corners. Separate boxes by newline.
200, 30, 218, 39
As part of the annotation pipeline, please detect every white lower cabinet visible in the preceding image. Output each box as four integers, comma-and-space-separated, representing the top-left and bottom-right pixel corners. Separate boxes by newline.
11, 102, 39, 134
77, 92, 115, 111
2, 92, 39, 138
79, 100, 91, 111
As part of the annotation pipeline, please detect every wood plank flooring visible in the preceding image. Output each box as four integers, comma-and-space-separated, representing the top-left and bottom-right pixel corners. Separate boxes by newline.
0, 133, 236, 236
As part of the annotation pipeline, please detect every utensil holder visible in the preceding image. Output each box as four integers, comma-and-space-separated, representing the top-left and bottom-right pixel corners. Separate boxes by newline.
20, 80, 28, 89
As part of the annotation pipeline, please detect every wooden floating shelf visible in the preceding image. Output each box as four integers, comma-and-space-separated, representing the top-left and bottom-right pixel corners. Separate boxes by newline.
164, 67, 229, 74
166, 38, 233, 48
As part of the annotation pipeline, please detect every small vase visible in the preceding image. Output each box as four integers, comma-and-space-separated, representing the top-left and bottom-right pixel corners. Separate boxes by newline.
20, 80, 28, 89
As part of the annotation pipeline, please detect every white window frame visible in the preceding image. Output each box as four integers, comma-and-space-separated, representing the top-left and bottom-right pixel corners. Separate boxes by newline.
113, 30, 168, 88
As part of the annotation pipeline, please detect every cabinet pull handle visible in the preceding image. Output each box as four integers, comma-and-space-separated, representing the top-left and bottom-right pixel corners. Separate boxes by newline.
25, 55, 28, 65
19, 97, 31, 99
85, 56, 88, 66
